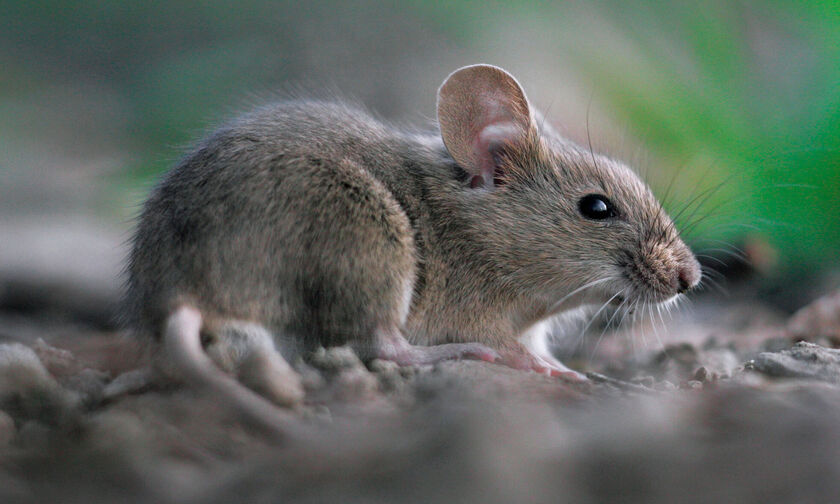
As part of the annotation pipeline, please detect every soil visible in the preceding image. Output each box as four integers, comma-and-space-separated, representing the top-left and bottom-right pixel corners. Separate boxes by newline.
1, 284, 840, 503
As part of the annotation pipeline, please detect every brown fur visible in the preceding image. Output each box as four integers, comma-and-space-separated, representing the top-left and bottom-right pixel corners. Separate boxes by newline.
124, 64, 700, 381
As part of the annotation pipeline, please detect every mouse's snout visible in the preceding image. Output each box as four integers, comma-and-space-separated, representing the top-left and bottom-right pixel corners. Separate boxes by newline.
625, 237, 702, 302
675, 258, 702, 294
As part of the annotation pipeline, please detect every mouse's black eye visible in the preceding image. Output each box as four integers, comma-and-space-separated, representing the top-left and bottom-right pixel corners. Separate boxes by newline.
578, 194, 617, 220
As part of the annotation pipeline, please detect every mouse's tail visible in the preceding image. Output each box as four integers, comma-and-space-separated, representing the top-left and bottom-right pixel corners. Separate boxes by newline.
164, 305, 304, 441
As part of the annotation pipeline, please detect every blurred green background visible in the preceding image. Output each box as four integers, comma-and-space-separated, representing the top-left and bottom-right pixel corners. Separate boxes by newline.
1, 1, 837, 286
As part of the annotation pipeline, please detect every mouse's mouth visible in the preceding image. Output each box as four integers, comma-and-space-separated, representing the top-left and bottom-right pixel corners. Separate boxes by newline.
604, 282, 681, 323
620, 255, 682, 304
621, 279, 679, 305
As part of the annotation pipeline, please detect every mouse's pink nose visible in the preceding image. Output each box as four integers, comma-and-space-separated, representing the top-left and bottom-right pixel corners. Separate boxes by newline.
676, 262, 701, 294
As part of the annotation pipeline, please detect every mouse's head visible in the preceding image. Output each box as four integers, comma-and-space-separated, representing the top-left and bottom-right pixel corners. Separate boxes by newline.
437, 64, 701, 314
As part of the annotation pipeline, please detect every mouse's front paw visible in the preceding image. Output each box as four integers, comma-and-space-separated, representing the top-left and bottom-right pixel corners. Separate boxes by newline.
496, 349, 587, 382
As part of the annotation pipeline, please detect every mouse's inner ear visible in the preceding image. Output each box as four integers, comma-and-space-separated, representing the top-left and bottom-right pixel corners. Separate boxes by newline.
437, 64, 535, 188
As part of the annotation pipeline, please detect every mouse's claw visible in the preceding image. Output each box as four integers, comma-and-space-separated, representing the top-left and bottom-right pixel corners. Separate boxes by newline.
496, 347, 588, 382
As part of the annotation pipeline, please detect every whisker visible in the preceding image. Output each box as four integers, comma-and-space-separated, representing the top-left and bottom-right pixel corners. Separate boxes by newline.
586, 91, 599, 172
636, 301, 651, 354
647, 301, 670, 354
620, 298, 637, 357
588, 293, 628, 364
698, 273, 729, 295
657, 155, 693, 211
577, 290, 625, 347
697, 247, 749, 262
547, 277, 612, 313
694, 254, 729, 267
669, 172, 736, 226
699, 266, 726, 281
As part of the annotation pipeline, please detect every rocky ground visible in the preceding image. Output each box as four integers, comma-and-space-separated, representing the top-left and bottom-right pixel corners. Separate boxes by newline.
0, 284, 839, 503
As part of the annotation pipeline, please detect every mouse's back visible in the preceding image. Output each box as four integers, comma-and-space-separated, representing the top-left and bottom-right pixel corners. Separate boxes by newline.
123, 100, 426, 342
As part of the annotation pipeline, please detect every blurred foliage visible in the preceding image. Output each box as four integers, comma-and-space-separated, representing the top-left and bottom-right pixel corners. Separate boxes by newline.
0, 0, 837, 274
571, 1, 840, 271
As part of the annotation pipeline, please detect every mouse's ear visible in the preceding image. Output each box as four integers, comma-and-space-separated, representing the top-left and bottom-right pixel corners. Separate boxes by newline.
437, 64, 535, 188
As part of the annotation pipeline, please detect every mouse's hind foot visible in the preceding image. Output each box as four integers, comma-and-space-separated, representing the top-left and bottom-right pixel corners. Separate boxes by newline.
374, 329, 499, 366
204, 320, 305, 407
103, 367, 159, 400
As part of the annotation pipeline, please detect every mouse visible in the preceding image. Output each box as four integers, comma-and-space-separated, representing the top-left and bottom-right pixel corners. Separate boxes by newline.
123, 64, 701, 426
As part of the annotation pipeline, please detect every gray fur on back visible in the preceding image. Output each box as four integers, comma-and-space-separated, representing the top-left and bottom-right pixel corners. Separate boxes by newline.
124, 101, 449, 346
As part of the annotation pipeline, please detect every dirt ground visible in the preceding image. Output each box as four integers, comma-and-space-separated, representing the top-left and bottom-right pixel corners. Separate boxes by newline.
1, 276, 840, 504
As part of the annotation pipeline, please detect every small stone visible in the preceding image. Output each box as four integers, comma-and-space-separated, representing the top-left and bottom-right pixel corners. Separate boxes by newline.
297, 361, 327, 392
333, 367, 380, 401
0, 343, 79, 424
749, 342, 840, 383
103, 368, 156, 400
680, 380, 703, 390
310, 346, 365, 372
369, 359, 407, 394
33, 338, 84, 377
632, 376, 655, 388
655, 381, 677, 391
368, 359, 400, 375
399, 366, 418, 378
63, 368, 110, 406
